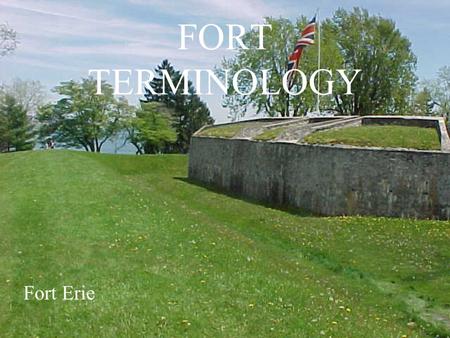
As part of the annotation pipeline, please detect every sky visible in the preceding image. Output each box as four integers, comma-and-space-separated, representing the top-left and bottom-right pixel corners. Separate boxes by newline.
0, 0, 449, 123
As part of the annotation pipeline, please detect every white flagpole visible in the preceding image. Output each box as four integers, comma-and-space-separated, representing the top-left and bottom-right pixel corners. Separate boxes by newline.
316, 8, 321, 114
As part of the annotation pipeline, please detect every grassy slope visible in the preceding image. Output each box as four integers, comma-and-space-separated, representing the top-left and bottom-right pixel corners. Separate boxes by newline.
199, 124, 244, 138
254, 127, 285, 141
304, 125, 441, 150
199, 122, 267, 138
0, 151, 448, 337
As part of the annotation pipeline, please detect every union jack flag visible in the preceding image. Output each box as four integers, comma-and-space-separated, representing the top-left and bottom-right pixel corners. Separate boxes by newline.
286, 16, 316, 89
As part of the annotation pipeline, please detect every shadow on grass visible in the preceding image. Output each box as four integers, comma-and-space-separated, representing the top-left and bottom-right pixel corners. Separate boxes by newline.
174, 178, 450, 337
176, 177, 370, 282
174, 176, 316, 218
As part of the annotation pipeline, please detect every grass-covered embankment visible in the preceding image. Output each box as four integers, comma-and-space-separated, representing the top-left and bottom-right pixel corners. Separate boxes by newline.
304, 125, 441, 150
0, 151, 448, 337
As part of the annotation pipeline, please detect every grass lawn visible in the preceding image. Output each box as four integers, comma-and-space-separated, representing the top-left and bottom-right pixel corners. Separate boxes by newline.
198, 124, 245, 138
199, 122, 269, 139
254, 127, 285, 141
0, 150, 449, 337
304, 125, 442, 150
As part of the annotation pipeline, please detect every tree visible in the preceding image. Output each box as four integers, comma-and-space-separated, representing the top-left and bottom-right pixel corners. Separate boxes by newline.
0, 94, 35, 152
218, 17, 342, 119
0, 109, 6, 151
219, 8, 417, 119
0, 23, 18, 57
142, 60, 214, 152
125, 102, 176, 154
38, 78, 125, 152
330, 8, 417, 115
4, 79, 46, 116
426, 66, 450, 119
413, 87, 433, 116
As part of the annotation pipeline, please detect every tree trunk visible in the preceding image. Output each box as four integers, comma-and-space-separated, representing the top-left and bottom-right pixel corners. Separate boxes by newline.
95, 138, 100, 152
132, 142, 142, 155
285, 92, 290, 117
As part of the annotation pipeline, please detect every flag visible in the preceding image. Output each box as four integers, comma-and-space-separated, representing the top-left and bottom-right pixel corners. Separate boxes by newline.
286, 16, 316, 89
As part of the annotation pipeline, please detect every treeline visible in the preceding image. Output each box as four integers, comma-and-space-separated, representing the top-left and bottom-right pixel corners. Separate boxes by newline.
39, 59, 212, 154
0, 60, 213, 154
1, 7, 450, 154
220, 7, 449, 119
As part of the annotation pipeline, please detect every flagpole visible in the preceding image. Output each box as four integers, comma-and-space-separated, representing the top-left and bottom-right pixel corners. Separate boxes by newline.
285, 59, 290, 117
285, 87, 290, 117
316, 8, 321, 114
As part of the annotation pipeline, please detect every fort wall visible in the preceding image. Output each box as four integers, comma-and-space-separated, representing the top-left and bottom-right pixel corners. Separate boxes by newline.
188, 136, 450, 219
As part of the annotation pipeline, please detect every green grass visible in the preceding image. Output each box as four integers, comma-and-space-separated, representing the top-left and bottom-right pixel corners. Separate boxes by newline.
254, 127, 285, 141
0, 151, 449, 337
198, 124, 244, 138
304, 125, 441, 150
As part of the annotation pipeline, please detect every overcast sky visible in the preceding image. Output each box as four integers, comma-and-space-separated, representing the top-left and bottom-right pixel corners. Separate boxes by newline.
1, 0, 449, 122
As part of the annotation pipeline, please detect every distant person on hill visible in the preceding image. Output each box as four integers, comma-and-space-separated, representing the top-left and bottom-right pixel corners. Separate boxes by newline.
46, 138, 55, 149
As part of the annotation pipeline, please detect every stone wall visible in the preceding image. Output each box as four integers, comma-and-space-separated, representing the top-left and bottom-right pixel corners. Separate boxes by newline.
188, 137, 450, 220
